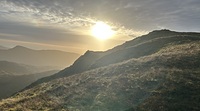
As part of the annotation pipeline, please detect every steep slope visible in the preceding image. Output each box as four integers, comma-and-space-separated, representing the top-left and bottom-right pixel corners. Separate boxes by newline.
0, 46, 80, 69
0, 40, 199, 111
26, 30, 200, 89
91, 35, 200, 68
0, 70, 58, 100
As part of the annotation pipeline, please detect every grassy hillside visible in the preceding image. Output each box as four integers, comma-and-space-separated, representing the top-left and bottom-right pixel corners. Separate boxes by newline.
0, 38, 199, 110
26, 30, 200, 89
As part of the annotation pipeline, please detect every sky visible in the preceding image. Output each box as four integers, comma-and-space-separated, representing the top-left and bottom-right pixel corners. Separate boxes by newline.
0, 0, 200, 54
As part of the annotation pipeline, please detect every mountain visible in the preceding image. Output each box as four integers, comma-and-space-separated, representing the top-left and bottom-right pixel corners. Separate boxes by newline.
0, 61, 34, 75
0, 61, 59, 99
0, 70, 58, 100
26, 29, 200, 89
0, 30, 200, 110
0, 61, 55, 75
0, 46, 80, 69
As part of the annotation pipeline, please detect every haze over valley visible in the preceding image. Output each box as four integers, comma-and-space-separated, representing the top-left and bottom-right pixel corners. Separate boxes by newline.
0, 46, 80, 69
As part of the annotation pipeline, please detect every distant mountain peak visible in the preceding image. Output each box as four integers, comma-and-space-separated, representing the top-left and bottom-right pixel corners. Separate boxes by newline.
11, 45, 32, 50
13, 45, 28, 49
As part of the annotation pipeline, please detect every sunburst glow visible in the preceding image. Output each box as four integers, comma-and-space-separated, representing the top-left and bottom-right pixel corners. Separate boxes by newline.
91, 21, 115, 40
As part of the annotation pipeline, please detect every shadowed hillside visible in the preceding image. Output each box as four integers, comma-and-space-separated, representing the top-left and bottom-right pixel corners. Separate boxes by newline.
0, 70, 58, 100
0, 30, 200, 111
0, 61, 60, 99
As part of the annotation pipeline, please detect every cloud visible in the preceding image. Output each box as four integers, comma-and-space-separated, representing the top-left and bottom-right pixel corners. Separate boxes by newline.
0, 0, 200, 53
0, 0, 147, 36
1, 0, 200, 31
0, 20, 88, 44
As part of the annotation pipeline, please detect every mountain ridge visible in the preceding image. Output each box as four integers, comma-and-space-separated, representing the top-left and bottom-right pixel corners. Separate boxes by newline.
0, 61, 54, 75
0, 60, 60, 99
25, 30, 200, 90
10, 45, 79, 55
11, 45, 32, 51
0, 38, 199, 110
0, 46, 80, 68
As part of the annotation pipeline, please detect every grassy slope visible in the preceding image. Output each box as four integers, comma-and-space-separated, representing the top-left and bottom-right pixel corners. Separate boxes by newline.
26, 30, 200, 89
0, 41, 199, 111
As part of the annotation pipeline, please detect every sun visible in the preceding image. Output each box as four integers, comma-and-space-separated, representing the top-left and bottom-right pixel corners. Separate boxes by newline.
91, 21, 115, 40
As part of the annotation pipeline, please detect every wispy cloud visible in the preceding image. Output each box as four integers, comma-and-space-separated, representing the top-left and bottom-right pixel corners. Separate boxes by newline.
0, 0, 146, 36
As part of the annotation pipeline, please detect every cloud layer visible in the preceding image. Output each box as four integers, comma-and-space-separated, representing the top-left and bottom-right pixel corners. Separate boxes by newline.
0, 0, 200, 53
